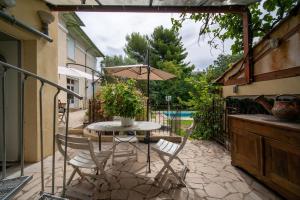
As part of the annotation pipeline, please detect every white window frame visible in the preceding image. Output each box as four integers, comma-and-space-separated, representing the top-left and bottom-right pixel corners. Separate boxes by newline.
67, 36, 75, 60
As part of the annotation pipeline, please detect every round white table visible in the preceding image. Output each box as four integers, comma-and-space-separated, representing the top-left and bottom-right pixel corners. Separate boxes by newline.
86, 121, 161, 172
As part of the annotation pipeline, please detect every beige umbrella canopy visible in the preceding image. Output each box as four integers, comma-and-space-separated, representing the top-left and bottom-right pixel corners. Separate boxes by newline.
103, 64, 176, 80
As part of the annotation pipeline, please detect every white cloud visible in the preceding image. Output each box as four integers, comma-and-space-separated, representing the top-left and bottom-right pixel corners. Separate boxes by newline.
76, 12, 231, 71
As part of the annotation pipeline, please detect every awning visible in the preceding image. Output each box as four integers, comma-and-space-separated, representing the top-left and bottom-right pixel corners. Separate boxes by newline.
58, 66, 99, 80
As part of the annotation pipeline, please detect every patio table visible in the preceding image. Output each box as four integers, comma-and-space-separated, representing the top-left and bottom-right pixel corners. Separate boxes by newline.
86, 121, 161, 172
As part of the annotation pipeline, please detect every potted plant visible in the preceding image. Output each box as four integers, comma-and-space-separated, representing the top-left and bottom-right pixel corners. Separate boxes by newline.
100, 80, 144, 126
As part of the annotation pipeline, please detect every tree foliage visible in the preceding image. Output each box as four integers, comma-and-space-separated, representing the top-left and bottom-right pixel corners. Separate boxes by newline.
122, 26, 195, 106
180, 53, 240, 139
148, 26, 195, 106
101, 55, 137, 68
124, 32, 148, 63
171, 0, 298, 54
205, 54, 242, 82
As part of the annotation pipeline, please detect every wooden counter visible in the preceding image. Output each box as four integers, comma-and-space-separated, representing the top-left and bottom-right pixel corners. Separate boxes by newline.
229, 114, 300, 200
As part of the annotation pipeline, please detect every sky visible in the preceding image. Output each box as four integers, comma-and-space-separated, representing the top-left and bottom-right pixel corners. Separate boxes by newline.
77, 12, 232, 71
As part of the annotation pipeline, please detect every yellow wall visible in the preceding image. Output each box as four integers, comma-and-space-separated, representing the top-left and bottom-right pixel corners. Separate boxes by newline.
0, 0, 58, 162
57, 19, 97, 109
222, 76, 300, 97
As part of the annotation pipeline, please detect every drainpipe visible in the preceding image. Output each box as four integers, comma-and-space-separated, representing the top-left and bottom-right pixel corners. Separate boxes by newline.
84, 47, 93, 109
0, 11, 53, 42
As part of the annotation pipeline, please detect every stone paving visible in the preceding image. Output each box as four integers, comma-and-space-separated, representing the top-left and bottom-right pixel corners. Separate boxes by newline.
10, 140, 282, 200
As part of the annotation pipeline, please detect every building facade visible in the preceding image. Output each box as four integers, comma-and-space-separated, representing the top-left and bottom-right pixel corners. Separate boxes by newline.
57, 12, 103, 109
0, 0, 58, 162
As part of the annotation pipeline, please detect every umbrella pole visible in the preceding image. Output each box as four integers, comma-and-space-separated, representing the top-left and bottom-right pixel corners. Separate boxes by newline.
146, 49, 151, 173
92, 71, 95, 122
146, 49, 150, 121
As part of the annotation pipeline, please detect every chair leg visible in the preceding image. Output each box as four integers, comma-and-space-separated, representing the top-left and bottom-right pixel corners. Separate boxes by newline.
112, 131, 116, 165
67, 168, 77, 185
176, 156, 184, 165
154, 155, 170, 180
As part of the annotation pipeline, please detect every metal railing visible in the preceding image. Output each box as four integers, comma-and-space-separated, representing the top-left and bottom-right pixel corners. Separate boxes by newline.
0, 60, 82, 198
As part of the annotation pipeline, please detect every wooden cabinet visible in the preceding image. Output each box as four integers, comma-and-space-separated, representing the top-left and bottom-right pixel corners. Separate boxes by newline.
229, 115, 300, 200
232, 130, 263, 176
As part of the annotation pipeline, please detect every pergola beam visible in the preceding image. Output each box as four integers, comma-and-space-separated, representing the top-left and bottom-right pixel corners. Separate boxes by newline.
47, 4, 247, 14
242, 8, 253, 83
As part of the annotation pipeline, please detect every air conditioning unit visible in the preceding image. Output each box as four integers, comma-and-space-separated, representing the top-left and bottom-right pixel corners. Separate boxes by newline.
0, 0, 16, 9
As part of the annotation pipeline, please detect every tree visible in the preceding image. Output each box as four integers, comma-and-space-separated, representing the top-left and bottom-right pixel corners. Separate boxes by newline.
171, 0, 298, 54
101, 55, 137, 83
101, 55, 137, 67
124, 32, 148, 63
205, 54, 242, 82
148, 26, 195, 106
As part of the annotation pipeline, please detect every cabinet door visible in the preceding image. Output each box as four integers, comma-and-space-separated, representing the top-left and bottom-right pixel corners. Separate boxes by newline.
232, 130, 263, 176
264, 139, 300, 199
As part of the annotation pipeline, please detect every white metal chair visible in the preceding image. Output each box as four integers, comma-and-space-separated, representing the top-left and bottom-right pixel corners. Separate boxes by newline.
151, 122, 194, 186
56, 134, 112, 186
111, 117, 143, 164
112, 130, 143, 164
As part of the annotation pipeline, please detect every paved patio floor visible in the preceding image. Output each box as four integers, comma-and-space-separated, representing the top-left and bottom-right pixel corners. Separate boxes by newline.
10, 140, 281, 200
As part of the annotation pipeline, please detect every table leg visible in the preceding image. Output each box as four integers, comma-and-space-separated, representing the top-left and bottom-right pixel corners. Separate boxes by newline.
98, 131, 101, 151
147, 131, 151, 173
112, 131, 115, 165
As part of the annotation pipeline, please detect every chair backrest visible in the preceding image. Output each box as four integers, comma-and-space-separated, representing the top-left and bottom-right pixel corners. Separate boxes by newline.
56, 134, 95, 161
175, 121, 195, 155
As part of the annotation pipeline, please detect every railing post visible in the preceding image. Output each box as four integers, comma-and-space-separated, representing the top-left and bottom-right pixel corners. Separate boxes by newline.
20, 74, 27, 176
39, 81, 45, 192
1, 68, 7, 179
52, 89, 60, 194
62, 98, 70, 197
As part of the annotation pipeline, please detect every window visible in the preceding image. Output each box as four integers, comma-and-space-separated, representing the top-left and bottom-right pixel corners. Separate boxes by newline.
67, 78, 75, 104
67, 36, 75, 60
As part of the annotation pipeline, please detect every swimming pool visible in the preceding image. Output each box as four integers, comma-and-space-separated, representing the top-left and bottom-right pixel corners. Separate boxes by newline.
163, 111, 194, 118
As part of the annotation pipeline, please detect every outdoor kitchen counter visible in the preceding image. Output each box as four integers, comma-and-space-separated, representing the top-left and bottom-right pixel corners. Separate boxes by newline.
228, 114, 300, 200
229, 114, 300, 131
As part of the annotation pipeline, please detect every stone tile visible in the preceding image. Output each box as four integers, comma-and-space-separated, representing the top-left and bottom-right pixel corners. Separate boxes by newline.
111, 189, 128, 200
11, 140, 280, 200
204, 183, 229, 198
232, 181, 251, 194
128, 190, 145, 200
93, 190, 111, 199
224, 182, 238, 193
225, 193, 244, 200
134, 184, 151, 194
119, 178, 138, 189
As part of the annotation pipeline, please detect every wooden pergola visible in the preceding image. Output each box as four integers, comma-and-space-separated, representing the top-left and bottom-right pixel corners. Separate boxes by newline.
45, 0, 259, 84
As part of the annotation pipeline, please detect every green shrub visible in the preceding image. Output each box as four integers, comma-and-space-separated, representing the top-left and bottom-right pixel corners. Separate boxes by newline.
100, 80, 144, 118
182, 75, 224, 139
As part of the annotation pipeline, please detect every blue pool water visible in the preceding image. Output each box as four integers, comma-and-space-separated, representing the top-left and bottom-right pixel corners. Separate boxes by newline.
163, 111, 193, 118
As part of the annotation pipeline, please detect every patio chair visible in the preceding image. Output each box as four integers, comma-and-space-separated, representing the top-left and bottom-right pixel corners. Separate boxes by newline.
112, 130, 144, 164
151, 122, 195, 186
58, 100, 66, 124
56, 134, 112, 186
111, 118, 142, 164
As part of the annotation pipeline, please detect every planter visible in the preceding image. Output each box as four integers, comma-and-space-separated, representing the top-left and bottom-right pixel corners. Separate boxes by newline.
121, 117, 134, 127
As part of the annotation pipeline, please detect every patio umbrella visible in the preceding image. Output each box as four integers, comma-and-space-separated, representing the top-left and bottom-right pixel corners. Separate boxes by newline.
103, 64, 176, 120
